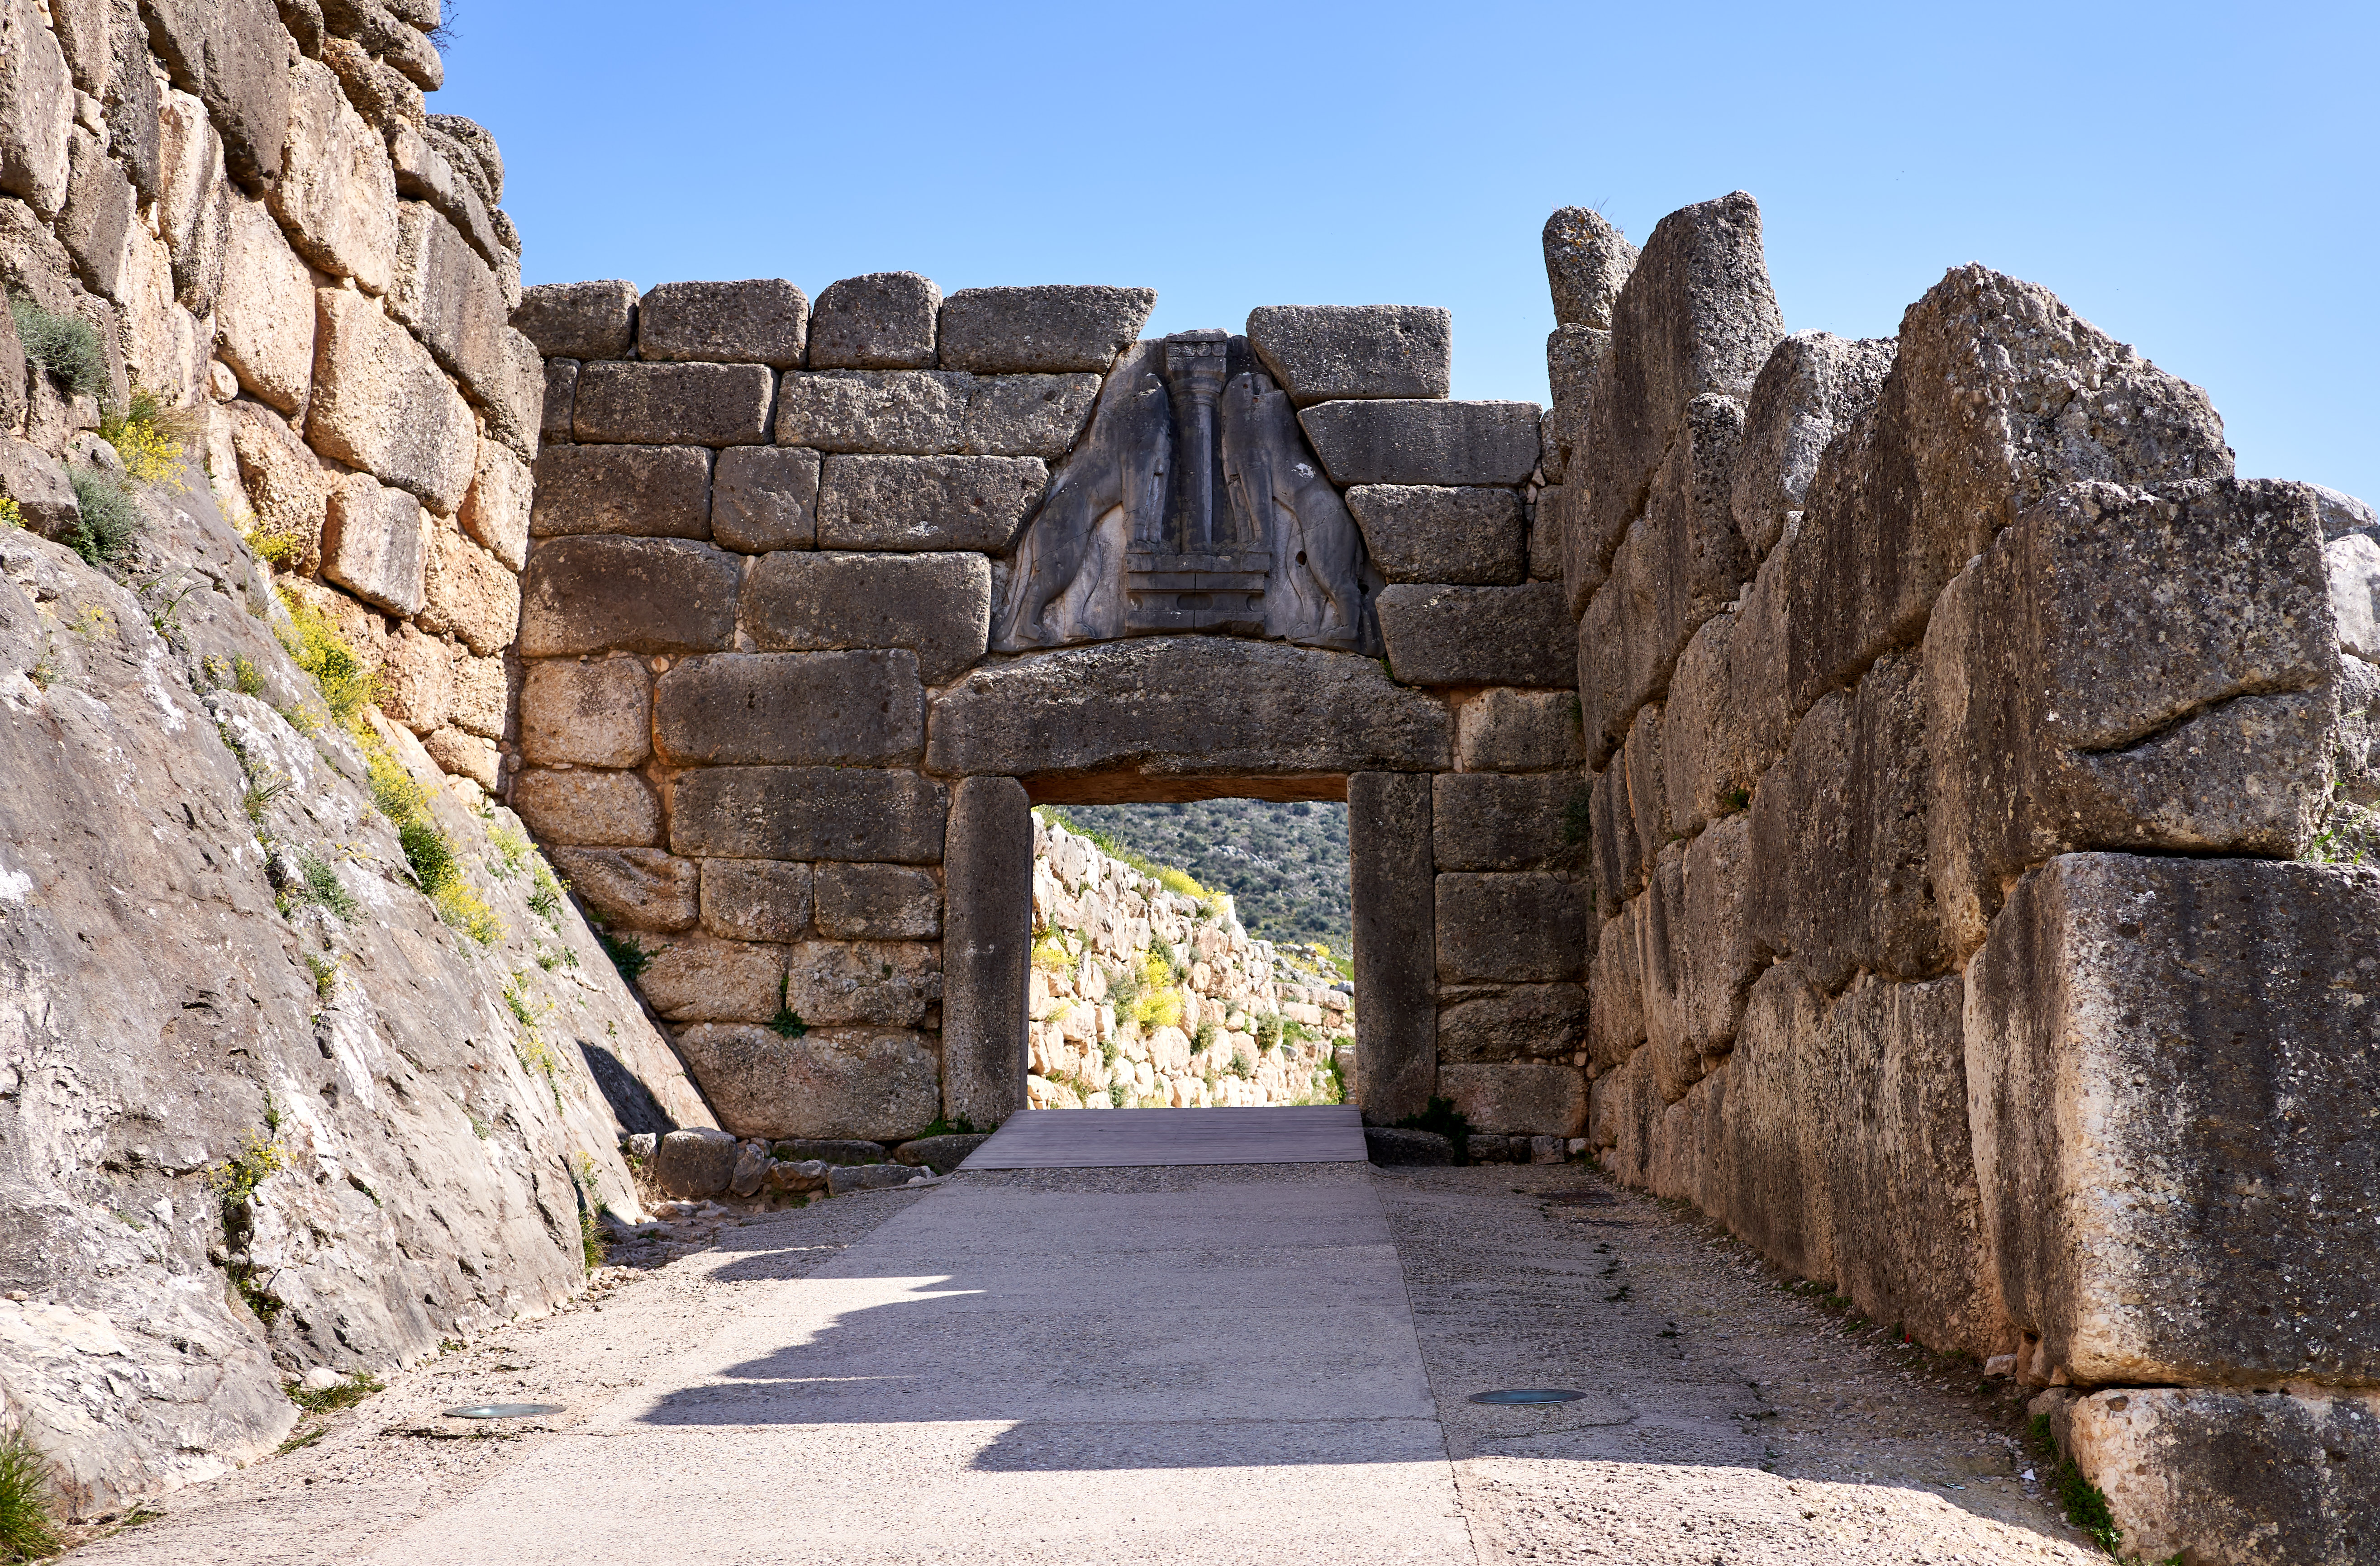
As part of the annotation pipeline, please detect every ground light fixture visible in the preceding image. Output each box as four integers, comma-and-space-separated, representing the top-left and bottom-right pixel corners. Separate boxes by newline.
1469, 1389, 1589, 1405
442, 1403, 567, 1419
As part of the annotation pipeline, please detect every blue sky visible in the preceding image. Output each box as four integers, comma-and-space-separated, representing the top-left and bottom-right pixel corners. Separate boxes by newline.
447, 2, 2378, 500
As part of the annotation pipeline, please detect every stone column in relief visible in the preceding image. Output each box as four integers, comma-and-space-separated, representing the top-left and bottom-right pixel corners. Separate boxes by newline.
1351, 771, 1437, 1123
942, 776, 1034, 1128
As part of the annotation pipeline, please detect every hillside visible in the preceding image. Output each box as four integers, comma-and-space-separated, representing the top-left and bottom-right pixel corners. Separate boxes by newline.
1051, 801, 1352, 957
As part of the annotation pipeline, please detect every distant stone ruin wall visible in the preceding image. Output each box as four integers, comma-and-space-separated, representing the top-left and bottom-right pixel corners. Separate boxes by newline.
1547, 192, 2380, 1561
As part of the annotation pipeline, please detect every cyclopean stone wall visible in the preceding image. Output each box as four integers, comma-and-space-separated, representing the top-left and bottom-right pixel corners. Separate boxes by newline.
1547, 191, 2380, 1562
510, 273, 1594, 1144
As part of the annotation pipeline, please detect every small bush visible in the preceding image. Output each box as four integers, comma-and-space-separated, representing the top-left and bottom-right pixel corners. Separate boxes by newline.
304, 951, 340, 999
398, 816, 457, 896
1392, 1095, 1474, 1164
66, 464, 143, 565
1225, 1052, 1255, 1080
768, 1000, 807, 1039
0, 498, 20, 530
288, 849, 357, 921
580, 1209, 606, 1270
487, 823, 533, 878
11, 294, 108, 399
597, 929, 650, 980
99, 387, 193, 490
286, 1371, 383, 1413
1190, 1020, 1216, 1055
276, 588, 376, 729
528, 856, 567, 921
0, 1418, 63, 1563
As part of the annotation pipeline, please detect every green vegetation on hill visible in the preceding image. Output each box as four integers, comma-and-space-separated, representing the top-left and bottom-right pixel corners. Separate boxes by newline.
1055, 801, 1351, 957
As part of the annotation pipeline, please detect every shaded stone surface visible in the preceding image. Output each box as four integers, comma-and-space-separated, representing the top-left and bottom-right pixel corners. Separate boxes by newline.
514, 278, 635, 361
530, 444, 711, 540
1377, 583, 1573, 688
1432, 772, 1575, 871
815, 454, 1047, 552
516, 537, 739, 658
1345, 484, 1525, 585
741, 550, 990, 686
1299, 400, 1541, 487
674, 1025, 941, 1142
1435, 872, 1586, 984
573, 361, 773, 446
1438, 1062, 1587, 1137
1350, 771, 1435, 1124
670, 767, 948, 863
942, 775, 1031, 1129
711, 446, 820, 554
1245, 304, 1451, 407
936, 285, 1154, 374
652, 650, 924, 767
1435, 984, 1587, 1064
1729, 330, 1894, 562
1456, 688, 1584, 773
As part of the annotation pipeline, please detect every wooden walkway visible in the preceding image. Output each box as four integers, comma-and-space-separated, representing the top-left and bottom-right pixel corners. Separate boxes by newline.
958, 1106, 1368, 1168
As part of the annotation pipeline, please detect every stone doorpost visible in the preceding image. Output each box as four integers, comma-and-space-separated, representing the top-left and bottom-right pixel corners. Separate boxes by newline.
1350, 771, 1436, 1123
942, 776, 1034, 1128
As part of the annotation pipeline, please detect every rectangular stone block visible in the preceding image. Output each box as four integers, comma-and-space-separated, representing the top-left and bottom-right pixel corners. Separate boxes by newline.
1377, 582, 1573, 688
1344, 484, 1524, 585
1438, 1062, 1586, 1137
540, 359, 576, 441
321, 472, 426, 616
814, 863, 941, 941
637, 278, 808, 367
547, 846, 698, 933
936, 285, 1153, 373
699, 859, 814, 943
216, 193, 314, 413
417, 523, 518, 657
1542, 324, 1608, 496
815, 454, 1047, 552
671, 767, 948, 864
808, 271, 939, 370
1299, 399, 1542, 487
1455, 687, 1584, 773
0, 0, 71, 215
1431, 772, 1576, 872
511, 767, 663, 848
675, 1024, 939, 1142
517, 536, 739, 657
711, 446, 820, 554
942, 775, 1029, 1128
1708, 963, 1833, 1285
774, 370, 1100, 458
1350, 772, 1435, 1122
636, 934, 786, 1023
1966, 853, 2380, 1387
1730, 330, 1894, 563
1435, 983, 1586, 1064
786, 939, 940, 1027
1585, 897, 1644, 1071
514, 279, 636, 361
520, 656, 650, 768
267, 57, 395, 295
572, 361, 773, 446
652, 650, 925, 767
530, 444, 711, 539
459, 437, 532, 569
388, 201, 522, 450
1636, 816, 1756, 1102
1435, 872, 1587, 984
447, 652, 505, 741
1245, 304, 1451, 407
1587, 760, 1637, 913
740, 550, 990, 687
308, 288, 476, 514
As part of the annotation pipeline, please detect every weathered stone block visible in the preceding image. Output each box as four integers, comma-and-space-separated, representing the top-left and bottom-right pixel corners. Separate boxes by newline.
675, 1025, 940, 1142
388, 202, 537, 455
1351, 771, 1436, 1122
447, 652, 505, 740
267, 57, 395, 294
774, 370, 1100, 459
513, 278, 635, 361
1621, 703, 1667, 891
1435, 872, 1587, 984
572, 361, 772, 446
941, 775, 1029, 1129
321, 473, 426, 616
1586, 897, 1644, 1071
1967, 853, 2380, 1387
0, 436, 76, 536
540, 359, 576, 441
307, 289, 477, 514
638, 278, 808, 368
814, 454, 1047, 552
373, 621, 448, 735
1431, 772, 1574, 872
511, 767, 664, 847
652, 650, 925, 767
893, 1133, 988, 1175
1542, 327, 1606, 498
1637, 816, 1757, 1101
2328, 531, 2380, 661
1923, 479, 2335, 953
808, 271, 940, 370
1436, 983, 1586, 1064
529, 444, 711, 539
814, 864, 941, 941
740, 550, 989, 687
936, 285, 1154, 374
711, 446, 820, 554
1245, 304, 1451, 407
699, 859, 814, 943
1377, 582, 1573, 688
1730, 330, 1894, 563
1299, 400, 1541, 487
652, 1126, 738, 1199
519, 656, 650, 767
1438, 1062, 1586, 1137
152, 88, 225, 314
516, 536, 739, 657
0, 0, 72, 216
1543, 206, 1637, 333
786, 939, 939, 1027
1586, 760, 1638, 911
417, 525, 517, 657
1455, 687, 1583, 773
547, 846, 698, 933
59, 127, 133, 302
459, 438, 531, 569
927, 637, 1452, 783
637, 935, 786, 1023
670, 768, 948, 863
1344, 484, 1524, 585
1707, 963, 1833, 1283
1657, 609, 1756, 837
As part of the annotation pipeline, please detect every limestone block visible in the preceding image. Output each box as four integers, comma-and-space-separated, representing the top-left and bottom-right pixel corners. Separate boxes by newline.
1244, 304, 1451, 407
372, 621, 448, 734
458, 438, 531, 569
387, 124, 499, 268
571, 361, 772, 447
711, 445, 819, 554
1586, 760, 1637, 911
1525, 492, 1560, 582
938, 778, 1028, 1129
307, 290, 477, 513
1350, 771, 1435, 1122
1923, 479, 2335, 953
1657, 609, 1756, 837
58, 127, 132, 301
0, 436, 77, 536
1344, 484, 1524, 585
675, 1025, 940, 1142
547, 846, 698, 933
530, 444, 711, 540
215, 195, 314, 414
699, 859, 813, 943
415, 525, 516, 655
1637, 817, 1757, 1101
541, 359, 576, 441
1436, 983, 1586, 1064
1438, 1062, 1586, 1137
740, 550, 990, 686
652, 1126, 738, 1199
893, 1133, 989, 1175
1431, 771, 1574, 872
1299, 400, 1541, 487
636, 935, 785, 1023
1966, 853, 2380, 1387
638, 278, 808, 368
936, 285, 1154, 374
774, 370, 1100, 459
785, 939, 939, 1027
1456, 687, 1583, 773
512, 767, 664, 848
519, 656, 650, 767
1377, 582, 1573, 688
51, 0, 107, 96
1708, 963, 1833, 1284
926, 637, 1452, 782
1621, 702, 1666, 891
267, 58, 395, 294
0, 0, 72, 215
1585, 896, 1644, 1071
1730, 330, 1894, 563
808, 271, 940, 370
447, 650, 503, 740
814, 864, 940, 941
1744, 685, 1853, 991
223, 403, 324, 571
670, 767, 948, 863
1545, 332, 1612, 592
321, 472, 427, 616
388, 202, 538, 453
2326, 531, 2380, 662
320, 0, 443, 90
815, 453, 1047, 552
1543, 206, 1637, 333
513, 279, 635, 361
324, 39, 425, 146
516, 536, 739, 657
1435, 872, 1587, 984
652, 650, 925, 767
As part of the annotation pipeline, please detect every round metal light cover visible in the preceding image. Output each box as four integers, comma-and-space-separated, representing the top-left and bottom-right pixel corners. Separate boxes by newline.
443, 1402, 566, 1419
1469, 1388, 1588, 1405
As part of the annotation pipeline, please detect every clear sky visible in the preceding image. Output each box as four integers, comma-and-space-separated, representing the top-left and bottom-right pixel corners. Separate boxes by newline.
444, 1, 2379, 501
